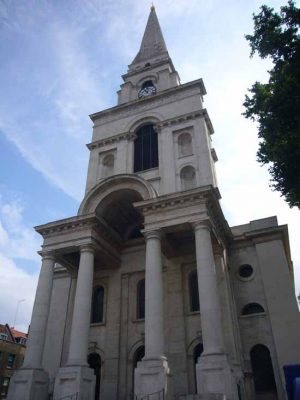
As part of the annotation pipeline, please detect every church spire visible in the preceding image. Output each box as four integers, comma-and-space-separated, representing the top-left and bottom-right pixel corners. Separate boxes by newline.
129, 5, 170, 71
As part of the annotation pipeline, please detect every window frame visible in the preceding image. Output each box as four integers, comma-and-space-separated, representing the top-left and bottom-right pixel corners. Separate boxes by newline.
136, 279, 145, 320
91, 286, 105, 325
6, 353, 15, 368
133, 124, 159, 173
189, 270, 200, 313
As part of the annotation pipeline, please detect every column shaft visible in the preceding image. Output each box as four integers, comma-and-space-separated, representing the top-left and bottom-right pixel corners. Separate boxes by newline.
24, 255, 55, 369
67, 245, 94, 366
194, 223, 225, 355
144, 231, 164, 359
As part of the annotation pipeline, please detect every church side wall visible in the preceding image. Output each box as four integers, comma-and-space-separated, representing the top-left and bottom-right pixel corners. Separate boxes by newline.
229, 237, 298, 400
255, 239, 300, 385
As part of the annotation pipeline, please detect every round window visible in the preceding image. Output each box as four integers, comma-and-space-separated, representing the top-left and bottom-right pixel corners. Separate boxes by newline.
238, 264, 254, 279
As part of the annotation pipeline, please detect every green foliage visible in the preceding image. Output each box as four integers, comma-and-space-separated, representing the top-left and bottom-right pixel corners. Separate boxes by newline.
243, 1, 300, 208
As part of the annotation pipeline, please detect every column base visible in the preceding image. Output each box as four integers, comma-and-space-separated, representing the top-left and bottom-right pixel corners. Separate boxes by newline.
6, 368, 49, 400
134, 358, 169, 400
53, 365, 95, 400
196, 353, 238, 399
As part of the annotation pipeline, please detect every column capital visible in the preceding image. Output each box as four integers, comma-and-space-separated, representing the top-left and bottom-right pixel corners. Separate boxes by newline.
143, 229, 161, 241
79, 244, 95, 253
192, 219, 212, 233
39, 252, 56, 262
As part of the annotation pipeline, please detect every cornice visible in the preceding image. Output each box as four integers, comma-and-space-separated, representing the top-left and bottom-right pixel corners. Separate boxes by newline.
134, 185, 214, 214
35, 213, 122, 249
231, 224, 292, 266
155, 109, 214, 134
89, 79, 206, 125
35, 214, 97, 236
86, 132, 135, 150
87, 109, 213, 151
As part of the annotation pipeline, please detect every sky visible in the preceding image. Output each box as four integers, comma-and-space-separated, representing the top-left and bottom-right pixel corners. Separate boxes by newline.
0, 0, 299, 332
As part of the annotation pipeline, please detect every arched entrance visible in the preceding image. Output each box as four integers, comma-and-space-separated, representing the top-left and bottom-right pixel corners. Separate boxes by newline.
132, 346, 145, 399
88, 353, 101, 400
250, 344, 277, 399
193, 343, 203, 393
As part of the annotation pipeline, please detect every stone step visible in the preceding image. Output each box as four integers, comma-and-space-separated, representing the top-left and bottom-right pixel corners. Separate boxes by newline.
178, 394, 226, 400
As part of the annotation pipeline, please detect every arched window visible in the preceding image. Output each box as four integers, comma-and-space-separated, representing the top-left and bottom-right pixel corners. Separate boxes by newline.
102, 154, 114, 178
134, 124, 158, 172
241, 303, 265, 316
137, 279, 145, 319
88, 352, 101, 400
180, 166, 196, 190
178, 133, 192, 156
141, 80, 153, 89
91, 286, 104, 324
250, 344, 277, 394
189, 270, 200, 312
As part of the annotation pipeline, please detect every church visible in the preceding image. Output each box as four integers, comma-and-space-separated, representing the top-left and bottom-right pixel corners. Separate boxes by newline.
8, 6, 300, 400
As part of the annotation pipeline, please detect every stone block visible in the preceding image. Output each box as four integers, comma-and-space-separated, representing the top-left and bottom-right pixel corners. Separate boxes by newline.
53, 365, 95, 400
6, 368, 49, 400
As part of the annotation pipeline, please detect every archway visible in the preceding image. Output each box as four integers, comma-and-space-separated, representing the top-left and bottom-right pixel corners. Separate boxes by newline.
132, 346, 145, 398
250, 344, 277, 399
88, 352, 101, 400
193, 343, 203, 393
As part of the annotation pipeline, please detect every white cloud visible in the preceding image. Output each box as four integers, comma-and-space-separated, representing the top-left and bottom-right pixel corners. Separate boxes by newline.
0, 254, 38, 332
0, 198, 41, 262
0, 197, 41, 331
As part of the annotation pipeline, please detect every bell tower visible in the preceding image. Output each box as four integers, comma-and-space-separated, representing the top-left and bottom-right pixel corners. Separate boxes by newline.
85, 5, 217, 203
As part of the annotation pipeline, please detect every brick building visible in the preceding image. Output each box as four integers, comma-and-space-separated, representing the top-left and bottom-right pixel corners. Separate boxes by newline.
0, 324, 27, 399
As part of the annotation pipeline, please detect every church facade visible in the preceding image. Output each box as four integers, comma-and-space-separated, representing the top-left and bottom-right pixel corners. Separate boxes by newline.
8, 7, 300, 400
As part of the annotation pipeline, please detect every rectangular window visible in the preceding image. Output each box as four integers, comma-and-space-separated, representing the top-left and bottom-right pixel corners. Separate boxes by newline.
7, 353, 15, 368
0, 377, 10, 397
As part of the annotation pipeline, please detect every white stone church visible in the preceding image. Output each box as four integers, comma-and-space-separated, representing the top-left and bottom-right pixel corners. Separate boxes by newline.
8, 6, 300, 400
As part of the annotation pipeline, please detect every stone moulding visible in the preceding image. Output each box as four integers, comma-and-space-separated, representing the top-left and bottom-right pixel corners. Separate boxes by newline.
86, 109, 213, 151
90, 79, 206, 125
134, 185, 232, 246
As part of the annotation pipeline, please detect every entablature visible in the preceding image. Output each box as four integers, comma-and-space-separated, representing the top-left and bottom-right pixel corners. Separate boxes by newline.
35, 213, 122, 270
90, 79, 206, 126
134, 185, 232, 247
86, 109, 213, 152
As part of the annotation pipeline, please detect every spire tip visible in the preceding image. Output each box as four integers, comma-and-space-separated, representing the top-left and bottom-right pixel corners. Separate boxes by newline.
151, 2, 155, 11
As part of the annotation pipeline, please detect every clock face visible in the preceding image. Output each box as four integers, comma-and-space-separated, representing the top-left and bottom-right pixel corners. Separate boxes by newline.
138, 85, 156, 98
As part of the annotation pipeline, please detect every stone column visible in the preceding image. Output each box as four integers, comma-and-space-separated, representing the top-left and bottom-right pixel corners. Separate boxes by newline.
67, 244, 95, 366
53, 244, 95, 400
144, 230, 164, 359
134, 230, 169, 400
7, 253, 55, 400
193, 221, 238, 399
194, 222, 225, 355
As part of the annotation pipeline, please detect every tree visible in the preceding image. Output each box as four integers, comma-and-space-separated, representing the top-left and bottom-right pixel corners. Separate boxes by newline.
243, 1, 300, 208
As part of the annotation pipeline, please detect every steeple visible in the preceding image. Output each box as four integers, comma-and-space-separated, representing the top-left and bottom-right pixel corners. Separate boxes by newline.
129, 5, 171, 72
118, 5, 180, 104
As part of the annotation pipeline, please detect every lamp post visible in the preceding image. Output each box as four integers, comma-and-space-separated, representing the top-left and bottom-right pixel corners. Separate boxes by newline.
13, 299, 25, 329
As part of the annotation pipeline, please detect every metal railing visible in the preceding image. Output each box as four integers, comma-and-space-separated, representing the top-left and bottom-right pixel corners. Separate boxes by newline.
137, 388, 165, 400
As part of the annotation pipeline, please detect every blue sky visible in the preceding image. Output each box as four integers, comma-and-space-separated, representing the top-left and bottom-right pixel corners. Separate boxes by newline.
0, 0, 299, 332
